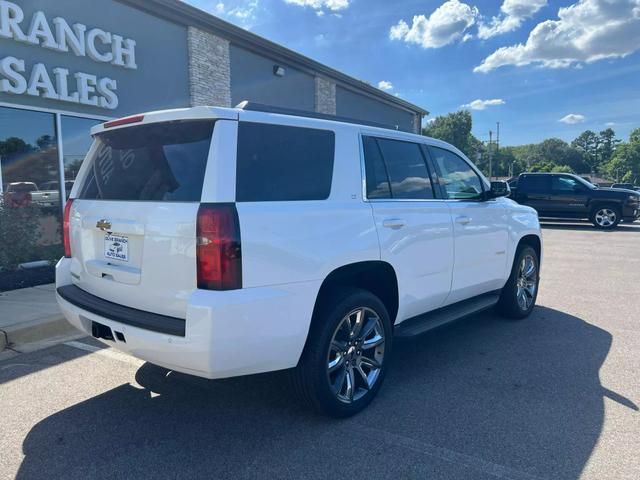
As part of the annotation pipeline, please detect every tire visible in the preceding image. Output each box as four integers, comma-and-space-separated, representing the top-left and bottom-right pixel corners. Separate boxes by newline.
498, 245, 540, 320
291, 288, 393, 418
590, 205, 621, 229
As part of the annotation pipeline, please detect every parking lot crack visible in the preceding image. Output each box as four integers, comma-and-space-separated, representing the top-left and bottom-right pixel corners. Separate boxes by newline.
350, 424, 547, 480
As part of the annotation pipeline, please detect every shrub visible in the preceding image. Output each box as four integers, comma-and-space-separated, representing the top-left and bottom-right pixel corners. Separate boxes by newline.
0, 203, 43, 271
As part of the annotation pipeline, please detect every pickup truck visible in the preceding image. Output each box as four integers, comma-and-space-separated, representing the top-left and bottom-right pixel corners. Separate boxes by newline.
610, 183, 640, 193
4, 182, 59, 209
510, 173, 640, 229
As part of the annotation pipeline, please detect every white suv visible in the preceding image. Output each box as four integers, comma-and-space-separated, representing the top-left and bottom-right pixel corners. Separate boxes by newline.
56, 103, 542, 417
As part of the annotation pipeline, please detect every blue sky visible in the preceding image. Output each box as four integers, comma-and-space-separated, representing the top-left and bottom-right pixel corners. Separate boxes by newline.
185, 0, 640, 146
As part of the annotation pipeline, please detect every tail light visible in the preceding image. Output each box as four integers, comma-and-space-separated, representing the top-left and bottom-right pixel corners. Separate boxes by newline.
196, 204, 242, 290
63, 199, 74, 258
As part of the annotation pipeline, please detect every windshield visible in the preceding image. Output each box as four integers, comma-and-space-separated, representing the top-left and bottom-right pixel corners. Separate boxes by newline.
78, 120, 214, 202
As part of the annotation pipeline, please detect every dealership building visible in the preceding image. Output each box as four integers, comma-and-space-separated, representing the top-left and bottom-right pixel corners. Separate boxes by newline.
0, 0, 426, 268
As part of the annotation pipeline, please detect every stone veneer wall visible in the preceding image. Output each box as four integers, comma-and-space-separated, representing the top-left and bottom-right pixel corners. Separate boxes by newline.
314, 77, 336, 115
187, 27, 231, 107
412, 113, 422, 134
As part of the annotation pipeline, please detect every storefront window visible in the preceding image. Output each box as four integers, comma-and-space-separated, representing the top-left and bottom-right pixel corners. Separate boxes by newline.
0, 107, 62, 273
61, 116, 102, 198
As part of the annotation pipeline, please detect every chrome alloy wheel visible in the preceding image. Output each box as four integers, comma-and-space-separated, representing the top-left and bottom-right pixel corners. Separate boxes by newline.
326, 307, 386, 404
595, 208, 617, 227
516, 254, 537, 311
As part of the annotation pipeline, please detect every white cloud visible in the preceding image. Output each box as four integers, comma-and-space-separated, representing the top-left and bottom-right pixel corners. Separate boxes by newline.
475, 0, 640, 73
284, 0, 349, 12
314, 33, 329, 46
605, 122, 616, 127
211, 0, 260, 28
478, 0, 547, 39
231, 4, 256, 19
377, 80, 393, 91
389, 0, 479, 49
389, 20, 410, 40
559, 114, 586, 124
461, 98, 506, 110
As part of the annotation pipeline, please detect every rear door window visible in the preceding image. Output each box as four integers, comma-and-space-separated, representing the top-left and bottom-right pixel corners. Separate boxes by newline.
78, 120, 214, 202
362, 136, 391, 199
235, 122, 335, 202
364, 136, 434, 200
522, 175, 551, 193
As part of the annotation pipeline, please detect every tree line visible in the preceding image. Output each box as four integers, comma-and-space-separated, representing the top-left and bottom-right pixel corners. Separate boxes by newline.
423, 111, 640, 184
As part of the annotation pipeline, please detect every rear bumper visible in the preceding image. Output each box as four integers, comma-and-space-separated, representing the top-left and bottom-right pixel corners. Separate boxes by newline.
57, 285, 186, 336
55, 258, 319, 379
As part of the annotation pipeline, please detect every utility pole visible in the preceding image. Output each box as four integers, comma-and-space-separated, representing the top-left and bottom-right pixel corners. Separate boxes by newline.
488, 130, 493, 180
496, 122, 500, 152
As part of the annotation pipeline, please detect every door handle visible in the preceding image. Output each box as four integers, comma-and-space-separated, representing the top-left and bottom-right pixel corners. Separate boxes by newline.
382, 218, 406, 230
455, 215, 471, 225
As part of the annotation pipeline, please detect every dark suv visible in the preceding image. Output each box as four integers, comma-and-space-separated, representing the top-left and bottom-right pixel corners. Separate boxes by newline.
510, 173, 640, 229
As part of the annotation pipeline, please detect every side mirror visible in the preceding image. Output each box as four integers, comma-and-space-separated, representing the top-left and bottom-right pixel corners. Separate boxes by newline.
488, 181, 510, 199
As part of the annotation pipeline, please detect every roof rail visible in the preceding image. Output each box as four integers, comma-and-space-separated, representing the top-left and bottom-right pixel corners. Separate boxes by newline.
235, 101, 402, 131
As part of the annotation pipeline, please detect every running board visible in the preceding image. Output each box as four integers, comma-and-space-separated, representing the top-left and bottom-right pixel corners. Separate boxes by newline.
394, 292, 500, 338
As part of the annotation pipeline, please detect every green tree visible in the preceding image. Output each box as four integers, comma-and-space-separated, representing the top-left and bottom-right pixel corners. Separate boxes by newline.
598, 128, 620, 163
601, 128, 640, 183
508, 143, 553, 170
550, 164, 574, 173
472, 147, 523, 177
571, 130, 599, 172
491, 148, 518, 177
536, 138, 587, 172
529, 161, 574, 173
423, 111, 480, 159
35, 134, 55, 151
499, 146, 529, 176
502, 139, 585, 174
0, 137, 32, 157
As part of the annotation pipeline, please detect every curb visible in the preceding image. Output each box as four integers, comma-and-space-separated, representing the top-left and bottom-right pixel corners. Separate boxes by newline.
0, 314, 79, 352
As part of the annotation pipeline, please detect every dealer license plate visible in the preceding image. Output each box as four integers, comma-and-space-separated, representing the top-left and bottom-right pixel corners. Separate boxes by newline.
104, 233, 129, 262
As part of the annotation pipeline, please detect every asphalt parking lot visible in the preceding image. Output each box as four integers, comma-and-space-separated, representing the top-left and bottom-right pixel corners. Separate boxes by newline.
1, 221, 639, 480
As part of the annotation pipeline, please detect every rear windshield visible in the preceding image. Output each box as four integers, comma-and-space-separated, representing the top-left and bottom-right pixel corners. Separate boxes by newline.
78, 120, 214, 201
8, 183, 38, 192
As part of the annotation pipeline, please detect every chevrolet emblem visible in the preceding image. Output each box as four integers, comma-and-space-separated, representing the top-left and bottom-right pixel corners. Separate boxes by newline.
96, 219, 112, 231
